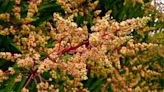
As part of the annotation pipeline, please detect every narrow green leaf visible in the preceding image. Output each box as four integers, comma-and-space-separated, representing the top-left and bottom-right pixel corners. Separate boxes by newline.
6, 0, 14, 13
38, 3, 59, 11
28, 81, 37, 92
0, 59, 15, 71
159, 78, 164, 89
10, 43, 22, 53
60, 54, 73, 60
89, 78, 103, 91
3, 74, 17, 92
14, 75, 27, 92
0, 0, 10, 13
84, 77, 93, 88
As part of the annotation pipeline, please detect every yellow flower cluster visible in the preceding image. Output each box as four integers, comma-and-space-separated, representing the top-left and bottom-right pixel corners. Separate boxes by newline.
0, 70, 8, 82
8, 67, 15, 75
36, 82, 50, 91
59, 55, 88, 80
120, 39, 158, 56
13, 0, 21, 19
27, 0, 42, 17
0, 13, 10, 22
91, 16, 151, 36
15, 73, 22, 82
0, 52, 21, 61
53, 13, 88, 46
56, 0, 84, 13
37, 62, 50, 73
17, 56, 34, 68
0, 26, 16, 35
56, 0, 99, 16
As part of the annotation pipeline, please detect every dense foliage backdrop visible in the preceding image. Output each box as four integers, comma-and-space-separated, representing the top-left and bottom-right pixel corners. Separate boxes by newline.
0, 0, 163, 92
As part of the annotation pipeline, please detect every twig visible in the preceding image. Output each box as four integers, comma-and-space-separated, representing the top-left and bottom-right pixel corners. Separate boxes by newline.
24, 74, 34, 88
33, 77, 38, 85
57, 40, 89, 56
37, 73, 43, 82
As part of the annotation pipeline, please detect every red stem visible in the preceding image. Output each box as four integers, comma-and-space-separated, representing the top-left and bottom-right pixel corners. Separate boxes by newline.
24, 74, 34, 88
57, 40, 89, 56
37, 73, 43, 82
33, 77, 38, 85
24, 68, 37, 88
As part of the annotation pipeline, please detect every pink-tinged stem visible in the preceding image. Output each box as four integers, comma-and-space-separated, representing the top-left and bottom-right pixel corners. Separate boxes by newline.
24, 68, 37, 88
24, 74, 34, 88
3, 71, 11, 75
37, 73, 43, 82
33, 77, 38, 85
37, 73, 47, 82
57, 40, 89, 56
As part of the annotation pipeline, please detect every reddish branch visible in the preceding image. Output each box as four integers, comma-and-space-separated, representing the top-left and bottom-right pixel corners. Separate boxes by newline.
24, 68, 38, 88
24, 73, 34, 88
57, 40, 89, 56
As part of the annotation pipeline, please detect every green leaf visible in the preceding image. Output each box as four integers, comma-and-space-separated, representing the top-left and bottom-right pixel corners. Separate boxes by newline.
39, 52, 48, 60
157, 57, 164, 68
89, 78, 103, 91
0, 59, 15, 71
9, 43, 22, 53
38, 3, 60, 11
120, 57, 130, 66
20, 0, 28, 18
60, 54, 73, 60
0, 35, 21, 53
107, 82, 113, 92
0, 0, 10, 13
28, 81, 37, 92
14, 75, 27, 92
2, 74, 17, 92
159, 78, 164, 89
45, 39, 54, 48
5, 0, 14, 13
74, 15, 84, 26
31, 1, 64, 26
84, 78, 93, 88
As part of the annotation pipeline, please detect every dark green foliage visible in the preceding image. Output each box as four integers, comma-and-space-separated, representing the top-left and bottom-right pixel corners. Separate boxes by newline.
83, 77, 103, 92
60, 54, 73, 61
13, 75, 27, 92
0, 0, 14, 13
0, 75, 17, 92
20, 0, 28, 18
159, 78, 164, 89
0, 59, 15, 71
39, 52, 48, 60
31, 0, 65, 26
97, 0, 145, 21
45, 39, 55, 48
0, 35, 21, 53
